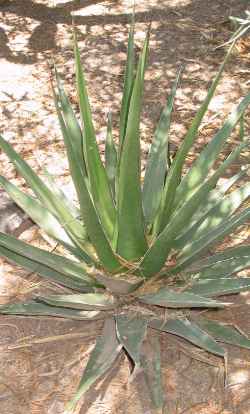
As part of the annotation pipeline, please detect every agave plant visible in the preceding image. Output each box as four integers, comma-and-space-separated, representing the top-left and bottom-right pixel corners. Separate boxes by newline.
0, 22, 250, 413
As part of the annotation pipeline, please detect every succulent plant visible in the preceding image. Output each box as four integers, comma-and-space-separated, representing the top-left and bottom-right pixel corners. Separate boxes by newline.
0, 22, 250, 413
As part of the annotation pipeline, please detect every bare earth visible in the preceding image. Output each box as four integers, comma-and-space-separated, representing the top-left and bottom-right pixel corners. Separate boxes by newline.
0, 1, 250, 413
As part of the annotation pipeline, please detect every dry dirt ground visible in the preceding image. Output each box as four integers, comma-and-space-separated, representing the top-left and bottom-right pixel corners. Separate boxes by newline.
0, 1, 250, 413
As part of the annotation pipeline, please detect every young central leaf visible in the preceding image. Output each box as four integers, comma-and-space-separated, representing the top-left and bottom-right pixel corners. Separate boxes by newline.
116, 29, 150, 260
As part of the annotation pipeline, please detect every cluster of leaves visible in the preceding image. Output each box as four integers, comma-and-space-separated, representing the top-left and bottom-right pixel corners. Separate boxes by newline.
0, 22, 250, 413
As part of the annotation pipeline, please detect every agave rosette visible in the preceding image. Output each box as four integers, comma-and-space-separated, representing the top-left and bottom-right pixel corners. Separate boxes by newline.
0, 23, 250, 413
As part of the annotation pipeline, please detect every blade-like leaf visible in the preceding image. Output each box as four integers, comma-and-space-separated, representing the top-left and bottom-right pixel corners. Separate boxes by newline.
74, 30, 116, 241
65, 318, 122, 414
140, 335, 164, 411
195, 318, 250, 350
38, 293, 117, 310
175, 181, 250, 250
155, 41, 236, 233
174, 170, 245, 245
105, 112, 117, 200
186, 245, 250, 278
119, 17, 135, 149
174, 93, 250, 209
185, 277, 250, 297
142, 70, 181, 225
0, 175, 74, 248
172, 207, 250, 273
0, 134, 87, 249
54, 67, 88, 185
149, 318, 225, 357
0, 232, 98, 289
42, 167, 81, 219
185, 244, 250, 273
139, 288, 227, 308
0, 244, 94, 292
52, 78, 120, 270
0, 301, 103, 320
116, 29, 150, 260
116, 315, 147, 365
141, 142, 248, 277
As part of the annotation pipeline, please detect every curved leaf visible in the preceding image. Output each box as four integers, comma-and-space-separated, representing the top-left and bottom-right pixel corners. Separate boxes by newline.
139, 288, 227, 308
185, 277, 250, 297
149, 318, 225, 357
0, 301, 103, 320
65, 318, 122, 413
0, 232, 97, 289
173, 207, 250, 273
38, 293, 117, 310
141, 142, 248, 277
195, 318, 250, 349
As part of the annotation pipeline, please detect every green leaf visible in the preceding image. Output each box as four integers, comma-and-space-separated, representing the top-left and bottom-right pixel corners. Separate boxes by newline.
139, 288, 227, 308
174, 170, 245, 245
0, 232, 97, 290
116, 315, 147, 365
74, 30, 116, 241
0, 301, 103, 320
119, 17, 135, 149
140, 335, 164, 411
65, 318, 122, 413
0, 244, 93, 292
37, 293, 116, 310
174, 92, 250, 209
142, 70, 181, 225
155, 41, 235, 233
0, 175, 74, 248
116, 29, 150, 260
186, 245, 250, 278
54, 68, 89, 192
149, 318, 225, 357
42, 167, 81, 220
0, 134, 87, 250
172, 207, 250, 273
185, 277, 250, 297
195, 318, 250, 350
141, 142, 248, 277
175, 181, 250, 251
105, 112, 117, 200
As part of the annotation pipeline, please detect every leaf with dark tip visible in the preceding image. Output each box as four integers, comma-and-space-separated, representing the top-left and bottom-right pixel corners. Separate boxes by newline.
149, 318, 225, 357
195, 318, 250, 350
116, 315, 147, 365
139, 288, 227, 308
0, 301, 104, 320
65, 318, 122, 414
185, 278, 250, 297
94, 273, 143, 295
141, 335, 164, 411
37, 293, 117, 310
